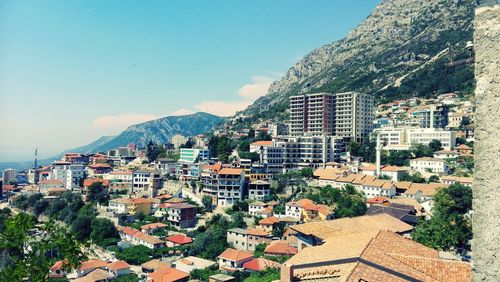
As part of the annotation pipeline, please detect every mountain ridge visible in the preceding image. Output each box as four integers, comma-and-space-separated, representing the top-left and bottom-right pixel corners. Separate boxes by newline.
242, 0, 476, 120
0, 112, 224, 172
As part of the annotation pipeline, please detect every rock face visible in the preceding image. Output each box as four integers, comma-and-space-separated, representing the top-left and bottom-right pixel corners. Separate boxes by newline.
243, 0, 475, 118
472, 3, 500, 281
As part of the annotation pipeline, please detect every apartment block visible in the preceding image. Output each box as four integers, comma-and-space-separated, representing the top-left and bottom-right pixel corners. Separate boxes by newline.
217, 168, 245, 206
373, 127, 456, 150
289, 92, 374, 143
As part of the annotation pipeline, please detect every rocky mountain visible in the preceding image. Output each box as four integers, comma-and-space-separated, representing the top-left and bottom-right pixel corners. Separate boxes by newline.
243, 0, 476, 119
92, 112, 224, 152
0, 112, 224, 172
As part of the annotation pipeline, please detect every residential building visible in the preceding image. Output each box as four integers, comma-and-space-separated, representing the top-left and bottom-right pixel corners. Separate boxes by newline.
264, 241, 298, 257
226, 228, 272, 251
132, 170, 163, 197
179, 148, 210, 163
433, 149, 460, 159
285, 199, 314, 220
403, 183, 448, 202
164, 203, 197, 229
410, 157, 449, 174
141, 222, 168, 235
243, 258, 281, 272
2, 169, 17, 184
280, 230, 471, 282
38, 179, 65, 192
291, 213, 413, 251
108, 197, 155, 216
87, 163, 113, 176
289, 92, 374, 143
258, 216, 279, 233
106, 260, 131, 278
407, 127, 456, 150
217, 248, 254, 271
248, 201, 267, 216
200, 163, 223, 204
413, 104, 449, 129
373, 127, 456, 150
209, 274, 236, 282
380, 166, 409, 181
141, 259, 171, 273
116, 226, 165, 249
248, 180, 271, 200
273, 135, 345, 170
173, 256, 216, 274
166, 234, 193, 247
147, 267, 189, 282
366, 203, 419, 225
441, 176, 473, 187
217, 168, 245, 206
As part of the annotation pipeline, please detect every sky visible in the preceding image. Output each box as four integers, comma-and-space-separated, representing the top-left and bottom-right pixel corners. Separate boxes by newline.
0, 0, 380, 161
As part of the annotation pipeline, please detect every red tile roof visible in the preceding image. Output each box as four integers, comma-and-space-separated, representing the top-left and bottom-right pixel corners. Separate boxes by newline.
218, 168, 244, 176
148, 267, 189, 282
259, 216, 279, 225
243, 258, 281, 271
367, 196, 389, 205
264, 242, 298, 256
250, 140, 273, 147
83, 178, 109, 187
165, 234, 193, 245
50, 259, 68, 271
107, 260, 130, 271
79, 259, 109, 271
218, 248, 253, 262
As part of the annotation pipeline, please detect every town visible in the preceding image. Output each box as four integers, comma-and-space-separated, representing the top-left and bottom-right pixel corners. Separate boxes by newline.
0, 91, 474, 282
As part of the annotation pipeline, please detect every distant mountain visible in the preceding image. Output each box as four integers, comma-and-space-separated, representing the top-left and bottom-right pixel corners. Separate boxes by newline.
0, 112, 224, 172
90, 112, 225, 152
242, 0, 476, 120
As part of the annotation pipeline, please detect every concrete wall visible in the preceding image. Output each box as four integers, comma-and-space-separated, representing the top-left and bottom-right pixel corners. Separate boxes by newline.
473, 3, 500, 281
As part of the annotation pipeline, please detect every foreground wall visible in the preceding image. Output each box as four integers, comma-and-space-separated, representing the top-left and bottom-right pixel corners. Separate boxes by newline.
473, 3, 500, 281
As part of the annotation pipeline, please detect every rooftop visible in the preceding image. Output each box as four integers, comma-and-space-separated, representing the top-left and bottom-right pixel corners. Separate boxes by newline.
218, 248, 253, 262
291, 214, 413, 241
285, 231, 471, 282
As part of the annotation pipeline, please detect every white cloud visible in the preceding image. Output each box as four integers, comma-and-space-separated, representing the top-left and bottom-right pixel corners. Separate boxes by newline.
192, 74, 281, 117
92, 113, 158, 132
237, 75, 274, 100
171, 108, 194, 116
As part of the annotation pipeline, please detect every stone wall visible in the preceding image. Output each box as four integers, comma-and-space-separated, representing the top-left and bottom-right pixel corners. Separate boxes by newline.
472, 3, 500, 281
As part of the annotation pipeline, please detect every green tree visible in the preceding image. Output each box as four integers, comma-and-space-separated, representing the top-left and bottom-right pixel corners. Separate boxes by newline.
428, 175, 440, 183
87, 182, 110, 205
428, 139, 443, 153
0, 214, 84, 282
90, 218, 120, 247
256, 131, 272, 141
115, 245, 152, 265
114, 273, 139, 282
413, 184, 472, 251
300, 168, 314, 179
202, 195, 214, 212
230, 212, 247, 229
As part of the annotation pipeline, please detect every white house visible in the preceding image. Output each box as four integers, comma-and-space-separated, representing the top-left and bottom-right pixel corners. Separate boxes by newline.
248, 201, 267, 216
410, 157, 449, 174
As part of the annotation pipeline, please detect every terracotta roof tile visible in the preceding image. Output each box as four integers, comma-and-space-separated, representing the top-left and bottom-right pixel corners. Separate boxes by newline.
165, 234, 193, 245
218, 248, 253, 261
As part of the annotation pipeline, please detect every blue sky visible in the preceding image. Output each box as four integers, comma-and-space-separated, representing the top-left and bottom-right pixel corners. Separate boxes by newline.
0, 0, 380, 161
